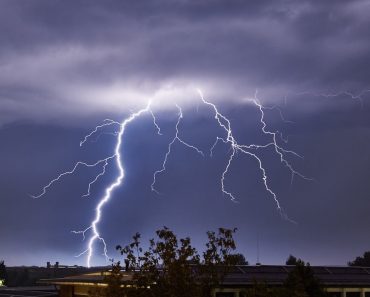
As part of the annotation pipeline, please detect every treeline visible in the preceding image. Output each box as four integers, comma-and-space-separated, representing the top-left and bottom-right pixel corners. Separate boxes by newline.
240, 259, 326, 297
6, 268, 36, 287
2, 227, 370, 293
0, 261, 38, 287
0, 265, 97, 287
89, 227, 327, 297
89, 227, 370, 297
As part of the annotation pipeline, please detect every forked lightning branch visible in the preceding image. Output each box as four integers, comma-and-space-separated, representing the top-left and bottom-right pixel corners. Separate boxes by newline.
32, 91, 309, 267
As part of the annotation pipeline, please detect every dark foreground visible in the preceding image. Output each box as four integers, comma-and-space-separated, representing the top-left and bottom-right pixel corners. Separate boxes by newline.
0, 286, 57, 297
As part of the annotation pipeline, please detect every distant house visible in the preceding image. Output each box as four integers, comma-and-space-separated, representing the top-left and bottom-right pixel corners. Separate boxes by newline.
40, 271, 131, 297
5, 262, 104, 287
41, 265, 370, 297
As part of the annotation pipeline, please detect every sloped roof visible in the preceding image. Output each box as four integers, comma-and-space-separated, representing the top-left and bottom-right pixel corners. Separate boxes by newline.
40, 265, 370, 288
222, 265, 370, 287
40, 271, 133, 286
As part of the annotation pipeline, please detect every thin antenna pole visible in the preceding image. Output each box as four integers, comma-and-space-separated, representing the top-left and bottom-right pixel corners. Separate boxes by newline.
257, 231, 260, 265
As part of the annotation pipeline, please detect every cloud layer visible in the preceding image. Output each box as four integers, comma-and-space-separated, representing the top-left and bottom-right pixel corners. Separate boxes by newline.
1, 0, 370, 125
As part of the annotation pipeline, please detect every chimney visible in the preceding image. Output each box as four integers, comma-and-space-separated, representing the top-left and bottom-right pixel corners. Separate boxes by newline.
55, 262, 59, 269
47, 262, 51, 269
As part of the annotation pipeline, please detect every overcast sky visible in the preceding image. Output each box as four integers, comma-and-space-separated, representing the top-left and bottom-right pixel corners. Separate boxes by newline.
1, 0, 370, 267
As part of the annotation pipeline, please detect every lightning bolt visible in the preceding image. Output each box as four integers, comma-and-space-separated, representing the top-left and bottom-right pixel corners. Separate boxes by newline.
84, 102, 157, 267
287, 89, 370, 107
251, 92, 311, 185
151, 104, 204, 194
80, 119, 121, 147
82, 159, 109, 198
197, 90, 310, 220
33, 101, 158, 267
31, 157, 115, 199
33, 90, 311, 266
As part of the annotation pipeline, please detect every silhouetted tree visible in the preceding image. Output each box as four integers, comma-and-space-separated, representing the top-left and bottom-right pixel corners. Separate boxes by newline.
0, 260, 7, 286
90, 227, 238, 297
286, 255, 298, 265
228, 253, 248, 265
284, 259, 327, 297
219, 257, 327, 297
348, 251, 370, 266
199, 227, 238, 296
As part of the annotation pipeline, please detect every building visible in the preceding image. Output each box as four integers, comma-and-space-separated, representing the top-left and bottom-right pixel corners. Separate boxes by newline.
5, 262, 106, 287
216, 265, 370, 297
40, 271, 131, 297
41, 265, 370, 297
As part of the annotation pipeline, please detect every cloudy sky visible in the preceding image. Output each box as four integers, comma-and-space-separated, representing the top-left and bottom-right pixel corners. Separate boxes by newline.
1, 0, 370, 267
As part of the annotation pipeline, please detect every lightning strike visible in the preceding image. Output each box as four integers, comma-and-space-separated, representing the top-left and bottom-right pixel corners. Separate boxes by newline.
80, 119, 121, 147
34, 90, 311, 266
33, 101, 159, 267
31, 157, 115, 199
83, 101, 154, 267
291, 89, 370, 107
82, 159, 109, 198
250, 95, 312, 185
150, 110, 163, 135
197, 90, 310, 215
151, 104, 204, 194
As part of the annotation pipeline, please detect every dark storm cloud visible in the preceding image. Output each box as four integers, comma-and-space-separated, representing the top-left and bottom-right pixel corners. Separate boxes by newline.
1, 0, 370, 125
1, 0, 370, 267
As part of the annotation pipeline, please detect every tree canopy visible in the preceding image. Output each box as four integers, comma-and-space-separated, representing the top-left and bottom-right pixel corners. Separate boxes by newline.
241, 258, 327, 297
348, 251, 370, 267
0, 260, 7, 286
283, 259, 327, 297
90, 227, 241, 297
89, 230, 327, 297
286, 254, 298, 265
228, 253, 248, 265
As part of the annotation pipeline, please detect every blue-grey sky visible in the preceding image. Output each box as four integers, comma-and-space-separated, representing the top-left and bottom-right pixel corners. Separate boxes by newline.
1, 0, 370, 267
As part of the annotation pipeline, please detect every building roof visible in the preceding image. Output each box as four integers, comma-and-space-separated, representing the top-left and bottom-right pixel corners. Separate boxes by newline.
223, 265, 370, 287
40, 271, 132, 286
40, 265, 370, 288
